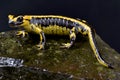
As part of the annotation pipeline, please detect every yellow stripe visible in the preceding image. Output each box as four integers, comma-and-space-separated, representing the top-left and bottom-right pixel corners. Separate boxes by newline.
88, 30, 109, 67
24, 15, 91, 30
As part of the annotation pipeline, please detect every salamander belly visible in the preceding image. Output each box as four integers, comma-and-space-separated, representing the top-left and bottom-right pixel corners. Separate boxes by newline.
41, 25, 70, 35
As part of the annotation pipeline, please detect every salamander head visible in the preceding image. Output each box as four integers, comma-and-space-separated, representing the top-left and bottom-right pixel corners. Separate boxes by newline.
8, 15, 30, 28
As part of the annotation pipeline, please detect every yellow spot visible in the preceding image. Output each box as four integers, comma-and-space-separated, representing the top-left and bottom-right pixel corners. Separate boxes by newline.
8, 15, 14, 19
70, 32, 76, 39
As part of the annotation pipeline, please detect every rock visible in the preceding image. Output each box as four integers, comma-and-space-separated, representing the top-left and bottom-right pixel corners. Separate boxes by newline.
0, 57, 23, 67
0, 30, 120, 80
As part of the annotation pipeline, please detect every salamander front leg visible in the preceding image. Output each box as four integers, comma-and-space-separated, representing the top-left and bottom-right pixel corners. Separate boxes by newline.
37, 31, 46, 50
30, 24, 46, 50
16, 30, 28, 37
60, 30, 76, 49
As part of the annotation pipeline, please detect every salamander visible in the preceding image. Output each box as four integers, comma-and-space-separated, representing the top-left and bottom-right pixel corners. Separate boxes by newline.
8, 15, 113, 68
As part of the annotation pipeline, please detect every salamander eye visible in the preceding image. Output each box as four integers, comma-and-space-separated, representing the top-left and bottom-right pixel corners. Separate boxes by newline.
17, 16, 23, 22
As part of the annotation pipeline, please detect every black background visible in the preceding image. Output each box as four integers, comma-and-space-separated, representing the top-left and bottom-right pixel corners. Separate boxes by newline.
0, 0, 120, 52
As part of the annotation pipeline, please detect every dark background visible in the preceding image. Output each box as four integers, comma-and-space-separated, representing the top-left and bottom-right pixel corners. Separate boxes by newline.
0, 0, 120, 52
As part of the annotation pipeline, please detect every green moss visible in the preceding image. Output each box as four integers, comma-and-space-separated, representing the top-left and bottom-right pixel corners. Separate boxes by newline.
0, 30, 120, 79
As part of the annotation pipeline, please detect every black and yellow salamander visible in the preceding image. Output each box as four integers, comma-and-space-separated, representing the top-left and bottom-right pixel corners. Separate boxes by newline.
8, 15, 113, 68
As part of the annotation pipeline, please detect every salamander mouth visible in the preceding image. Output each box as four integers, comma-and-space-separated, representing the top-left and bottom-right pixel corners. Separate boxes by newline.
9, 21, 23, 27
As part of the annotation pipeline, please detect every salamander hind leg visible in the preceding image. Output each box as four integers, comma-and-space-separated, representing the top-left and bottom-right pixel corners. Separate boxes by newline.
60, 29, 76, 49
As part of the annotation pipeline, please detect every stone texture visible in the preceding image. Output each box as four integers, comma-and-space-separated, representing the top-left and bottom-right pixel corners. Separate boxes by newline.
0, 30, 120, 80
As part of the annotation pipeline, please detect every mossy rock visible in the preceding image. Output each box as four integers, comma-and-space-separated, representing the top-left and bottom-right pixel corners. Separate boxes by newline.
0, 30, 120, 80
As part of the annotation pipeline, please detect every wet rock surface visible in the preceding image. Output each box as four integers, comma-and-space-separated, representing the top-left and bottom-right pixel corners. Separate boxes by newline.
0, 30, 120, 80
